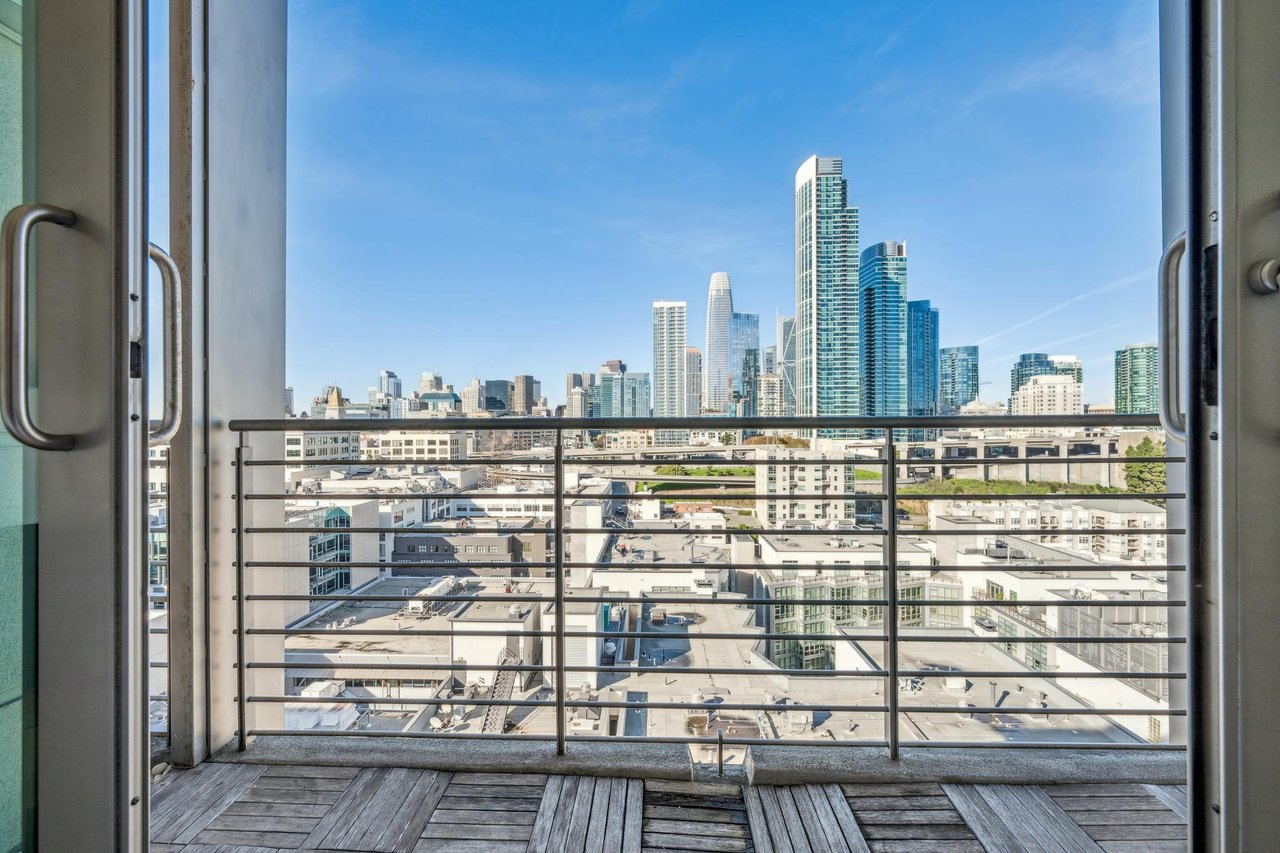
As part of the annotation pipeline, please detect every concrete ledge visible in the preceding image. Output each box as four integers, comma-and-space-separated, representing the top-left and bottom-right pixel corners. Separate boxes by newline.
746, 746, 1188, 786
212, 736, 692, 781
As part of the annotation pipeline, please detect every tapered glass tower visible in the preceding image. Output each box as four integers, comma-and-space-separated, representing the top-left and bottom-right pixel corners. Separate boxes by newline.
703, 272, 734, 413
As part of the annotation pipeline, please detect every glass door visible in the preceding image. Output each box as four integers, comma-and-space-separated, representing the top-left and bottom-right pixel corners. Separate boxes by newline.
1, 1, 37, 847
1, 0, 149, 849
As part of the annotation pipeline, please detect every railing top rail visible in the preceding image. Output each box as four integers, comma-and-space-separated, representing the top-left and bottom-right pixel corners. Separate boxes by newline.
228, 413, 1163, 432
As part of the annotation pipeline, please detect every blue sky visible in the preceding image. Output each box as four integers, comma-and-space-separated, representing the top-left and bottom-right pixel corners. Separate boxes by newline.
157, 0, 1163, 407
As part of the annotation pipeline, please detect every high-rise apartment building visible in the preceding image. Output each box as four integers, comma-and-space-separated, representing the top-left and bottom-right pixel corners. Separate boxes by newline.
512, 375, 536, 415
565, 372, 593, 407
758, 373, 785, 417
776, 315, 797, 416
378, 370, 402, 399
939, 346, 980, 413
795, 156, 860, 427
651, 301, 687, 418
1010, 353, 1056, 399
1010, 374, 1083, 416
859, 241, 908, 418
460, 378, 483, 414
907, 299, 940, 417
685, 347, 703, 416
1051, 355, 1084, 384
1115, 343, 1159, 414
622, 373, 651, 418
703, 272, 733, 413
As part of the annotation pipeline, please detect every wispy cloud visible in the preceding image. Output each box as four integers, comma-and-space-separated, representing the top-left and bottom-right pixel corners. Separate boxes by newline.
975, 271, 1146, 347
964, 12, 1157, 109
987, 320, 1135, 364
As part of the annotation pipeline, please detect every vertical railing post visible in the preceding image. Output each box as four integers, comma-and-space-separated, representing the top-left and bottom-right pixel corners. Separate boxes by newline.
553, 429, 567, 755
884, 430, 900, 760
233, 435, 247, 752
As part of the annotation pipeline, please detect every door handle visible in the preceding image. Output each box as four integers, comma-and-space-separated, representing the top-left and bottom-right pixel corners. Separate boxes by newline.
147, 243, 183, 446
1, 203, 77, 451
1158, 232, 1187, 443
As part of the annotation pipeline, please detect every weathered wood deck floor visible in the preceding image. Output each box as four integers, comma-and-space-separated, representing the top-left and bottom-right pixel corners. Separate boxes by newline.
149, 763, 1188, 853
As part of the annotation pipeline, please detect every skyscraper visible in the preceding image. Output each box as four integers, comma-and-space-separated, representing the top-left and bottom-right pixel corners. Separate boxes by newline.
1115, 343, 1159, 414
729, 312, 760, 395
1010, 353, 1056, 399
703, 272, 734, 413
907, 299, 940, 417
652, 301, 688, 419
418, 372, 444, 394
762, 345, 777, 376
622, 373, 651, 418
378, 370, 402, 399
685, 347, 703, 416
512, 375, 536, 414
939, 346, 980, 413
483, 379, 512, 412
1050, 355, 1083, 384
795, 156, 860, 427
859, 241, 908, 418
565, 372, 593, 407
776, 315, 797, 416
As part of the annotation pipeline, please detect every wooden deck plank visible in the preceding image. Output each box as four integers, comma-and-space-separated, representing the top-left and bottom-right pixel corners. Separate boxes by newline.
205, 813, 317, 833
1042, 784, 1153, 798
849, 810, 965, 826
429, 808, 538, 826
865, 842, 984, 853
332, 766, 420, 851
642, 832, 750, 851
645, 819, 751, 839
941, 784, 1026, 853
187, 828, 310, 848
860, 824, 979, 840
1085, 825, 1188, 841
420, 822, 534, 841
220, 800, 330, 820
841, 783, 943, 798
413, 841, 527, 853
448, 771, 548, 786
169, 765, 268, 845
742, 786, 777, 853
260, 763, 361, 779
385, 769, 452, 853
1053, 795, 1176, 812
252, 774, 351, 792
602, 776, 627, 853
1070, 810, 1186, 826
788, 785, 836, 853
758, 786, 799, 853
436, 794, 543, 811
817, 784, 871, 853
838, 796, 953, 811
1097, 842, 1186, 853
983, 784, 1103, 853
646, 779, 744, 797
1144, 784, 1189, 822
563, 774, 598, 852
777, 785, 819, 853
646, 804, 749, 824
526, 775, 568, 853
301, 766, 384, 849
622, 777, 644, 853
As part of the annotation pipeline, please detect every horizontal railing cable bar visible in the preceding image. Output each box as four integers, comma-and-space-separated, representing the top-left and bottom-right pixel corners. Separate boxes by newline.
247, 728, 556, 742
242, 560, 557, 570
245, 456, 893, 468
246, 696, 893, 713
892, 740, 1184, 751
247, 630, 1179, 644
244, 596, 1183, 612
229, 413, 1162, 432
243, 491, 886, 502
251, 596, 893, 607
235, 559, 1184, 574
898, 706, 1185, 716
899, 456, 1182, 465
898, 563, 1185, 573
906, 527, 1183, 536
248, 662, 893, 678
898, 492, 1186, 501
894, 669, 1181, 679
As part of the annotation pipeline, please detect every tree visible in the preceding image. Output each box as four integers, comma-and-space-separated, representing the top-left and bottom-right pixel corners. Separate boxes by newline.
1124, 436, 1167, 505
654, 464, 686, 476
720, 432, 733, 445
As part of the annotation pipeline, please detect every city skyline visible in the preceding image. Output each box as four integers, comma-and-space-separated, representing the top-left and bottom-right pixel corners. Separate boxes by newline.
278, 1, 1161, 405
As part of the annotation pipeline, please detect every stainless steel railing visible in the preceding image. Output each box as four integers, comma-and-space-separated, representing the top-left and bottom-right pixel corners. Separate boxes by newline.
227, 413, 1186, 759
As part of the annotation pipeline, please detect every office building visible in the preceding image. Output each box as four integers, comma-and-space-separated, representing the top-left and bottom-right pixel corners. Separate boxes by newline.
859, 241, 908, 417
1115, 343, 1159, 414
418, 372, 445, 394
776, 315, 797, 415
1051, 355, 1084, 384
1010, 353, 1056, 399
460, 378, 483, 414
703, 272, 734, 412
795, 156, 860, 426
939, 346, 980, 413
730, 311, 760, 404
378, 370, 402, 399
763, 345, 777, 375
483, 379, 513, 412
512, 375, 536, 415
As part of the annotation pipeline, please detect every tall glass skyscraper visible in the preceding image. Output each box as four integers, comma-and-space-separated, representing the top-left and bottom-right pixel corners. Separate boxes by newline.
776, 315, 797, 416
939, 346, 980, 413
907, 299, 940, 416
1010, 353, 1056, 399
729, 312, 760, 392
703, 272, 733, 413
651, 301, 687, 418
859, 241, 908, 417
1114, 343, 1159, 414
794, 156, 860, 427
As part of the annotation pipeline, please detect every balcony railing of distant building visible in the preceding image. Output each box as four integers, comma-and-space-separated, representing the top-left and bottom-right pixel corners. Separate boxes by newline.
227, 413, 1186, 759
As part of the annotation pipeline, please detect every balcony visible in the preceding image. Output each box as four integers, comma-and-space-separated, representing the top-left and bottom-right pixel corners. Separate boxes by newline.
151, 413, 1188, 850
